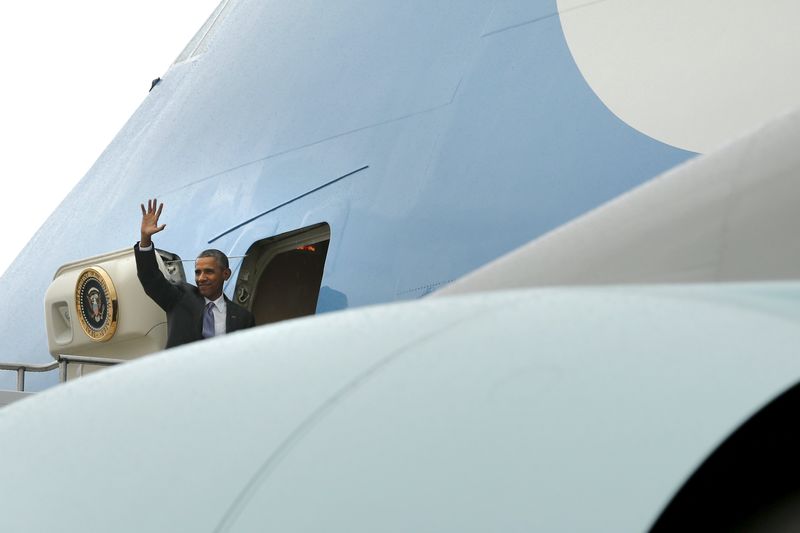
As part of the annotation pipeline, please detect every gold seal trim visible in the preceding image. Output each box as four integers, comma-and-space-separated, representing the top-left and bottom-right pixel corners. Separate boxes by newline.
75, 266, 118, 342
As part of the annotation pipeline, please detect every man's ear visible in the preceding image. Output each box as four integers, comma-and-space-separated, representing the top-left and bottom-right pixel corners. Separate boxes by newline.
223, 268, 231, 281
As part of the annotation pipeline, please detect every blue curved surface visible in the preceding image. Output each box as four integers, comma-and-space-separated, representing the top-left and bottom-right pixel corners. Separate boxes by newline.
0, 0, 693, 388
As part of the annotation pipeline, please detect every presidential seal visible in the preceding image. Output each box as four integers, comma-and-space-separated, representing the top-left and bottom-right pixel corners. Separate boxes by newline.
75, 267, 118, 341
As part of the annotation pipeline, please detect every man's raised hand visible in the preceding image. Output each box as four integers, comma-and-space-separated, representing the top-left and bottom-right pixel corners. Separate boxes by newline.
140, 198, 166, 248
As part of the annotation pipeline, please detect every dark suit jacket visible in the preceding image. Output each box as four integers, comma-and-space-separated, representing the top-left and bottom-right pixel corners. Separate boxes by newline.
134, 243, 255, 349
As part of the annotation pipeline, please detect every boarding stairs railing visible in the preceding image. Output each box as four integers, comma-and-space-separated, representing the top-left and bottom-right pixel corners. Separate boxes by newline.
0, 355, 126, 392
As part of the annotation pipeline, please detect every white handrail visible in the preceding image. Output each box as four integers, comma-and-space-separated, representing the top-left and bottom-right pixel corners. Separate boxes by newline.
0, 355, 126, 392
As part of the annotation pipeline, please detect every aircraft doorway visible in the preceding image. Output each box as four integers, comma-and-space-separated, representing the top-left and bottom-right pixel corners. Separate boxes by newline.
234, 223, 330, 326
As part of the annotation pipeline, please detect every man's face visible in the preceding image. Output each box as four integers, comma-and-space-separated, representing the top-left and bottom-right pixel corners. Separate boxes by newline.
195, 256, 230, 300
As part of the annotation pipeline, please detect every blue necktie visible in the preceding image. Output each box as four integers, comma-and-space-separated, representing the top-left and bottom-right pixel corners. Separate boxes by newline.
202, 302, 215, 338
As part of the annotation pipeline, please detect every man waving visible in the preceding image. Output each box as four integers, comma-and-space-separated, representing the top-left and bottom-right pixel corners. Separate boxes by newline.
134, 198, 255, 349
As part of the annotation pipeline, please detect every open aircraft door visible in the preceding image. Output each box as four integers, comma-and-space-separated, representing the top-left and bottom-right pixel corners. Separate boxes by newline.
44, 248, 184, 376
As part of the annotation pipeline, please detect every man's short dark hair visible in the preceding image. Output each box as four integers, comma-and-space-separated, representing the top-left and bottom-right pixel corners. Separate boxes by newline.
197, 249, 229, 270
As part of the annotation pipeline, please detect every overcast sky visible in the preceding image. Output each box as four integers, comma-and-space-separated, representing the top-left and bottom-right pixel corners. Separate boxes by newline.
0, 1, 221, 277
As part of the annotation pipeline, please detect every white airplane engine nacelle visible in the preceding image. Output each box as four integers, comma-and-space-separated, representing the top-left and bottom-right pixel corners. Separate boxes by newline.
44, 248, 183, 363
